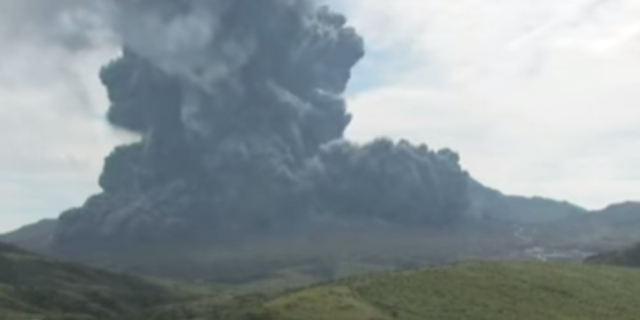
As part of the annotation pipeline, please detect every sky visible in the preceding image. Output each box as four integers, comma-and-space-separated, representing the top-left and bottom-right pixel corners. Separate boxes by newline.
1, 0, 640, 232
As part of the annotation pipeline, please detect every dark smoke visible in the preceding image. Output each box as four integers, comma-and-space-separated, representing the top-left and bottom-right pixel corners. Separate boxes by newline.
51, 0, 470, 252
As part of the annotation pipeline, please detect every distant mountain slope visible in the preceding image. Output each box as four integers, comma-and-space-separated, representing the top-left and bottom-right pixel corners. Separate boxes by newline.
178, 262, 640, 320
0, 242, 173, 320
0, 219, 56, 252
468, 179, 587, 223
538, 202, 640, 252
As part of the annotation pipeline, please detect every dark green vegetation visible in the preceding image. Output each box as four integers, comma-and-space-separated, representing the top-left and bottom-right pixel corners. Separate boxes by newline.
586, 241, 640, 267
0, 242, 176, 320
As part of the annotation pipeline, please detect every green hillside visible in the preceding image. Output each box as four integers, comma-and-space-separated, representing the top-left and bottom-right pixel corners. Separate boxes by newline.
4, 241, 640, 320
176, 262, 640, 320
0, 242, 174, 320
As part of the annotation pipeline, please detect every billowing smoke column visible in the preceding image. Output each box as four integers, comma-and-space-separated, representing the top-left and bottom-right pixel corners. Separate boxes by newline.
53, 0, 470, 251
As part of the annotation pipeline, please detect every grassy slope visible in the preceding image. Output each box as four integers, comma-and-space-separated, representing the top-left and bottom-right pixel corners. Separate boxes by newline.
254, 262, 640, 320
0, 242, 176, 320
3, 239, 640, 320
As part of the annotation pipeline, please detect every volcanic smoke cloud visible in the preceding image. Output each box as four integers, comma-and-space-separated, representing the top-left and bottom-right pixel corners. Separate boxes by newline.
49, 0, 470, 252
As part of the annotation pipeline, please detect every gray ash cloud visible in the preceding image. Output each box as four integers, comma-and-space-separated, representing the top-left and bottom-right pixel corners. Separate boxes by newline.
23, 0, 470, 251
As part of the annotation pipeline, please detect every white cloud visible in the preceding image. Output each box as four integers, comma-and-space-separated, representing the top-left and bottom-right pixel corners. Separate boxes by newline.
342, 0, 640, 208
0, 6, 127, 232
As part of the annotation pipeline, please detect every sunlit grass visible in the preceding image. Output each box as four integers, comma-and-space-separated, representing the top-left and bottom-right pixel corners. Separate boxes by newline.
259, 262, 640, 320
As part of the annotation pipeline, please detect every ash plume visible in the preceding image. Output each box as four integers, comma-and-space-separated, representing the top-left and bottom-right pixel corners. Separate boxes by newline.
31, 0, 471, 252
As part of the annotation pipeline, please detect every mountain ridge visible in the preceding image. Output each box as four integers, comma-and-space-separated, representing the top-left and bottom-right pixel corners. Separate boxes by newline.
4, 181, 632, 287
